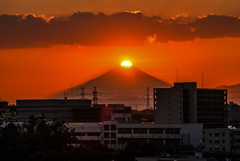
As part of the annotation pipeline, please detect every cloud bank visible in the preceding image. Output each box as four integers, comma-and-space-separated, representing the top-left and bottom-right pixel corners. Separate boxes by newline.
1, 12, 240, 48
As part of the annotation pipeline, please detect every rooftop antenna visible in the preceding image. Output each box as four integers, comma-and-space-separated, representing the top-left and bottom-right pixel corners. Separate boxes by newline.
93, 87, 98, 105
202, 70, 204, 88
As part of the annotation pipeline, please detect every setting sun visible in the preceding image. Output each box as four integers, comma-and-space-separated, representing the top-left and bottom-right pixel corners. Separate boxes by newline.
121, 60, 132, 67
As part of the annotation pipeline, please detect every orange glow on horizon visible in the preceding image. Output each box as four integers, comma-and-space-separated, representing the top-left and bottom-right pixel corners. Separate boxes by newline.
1, 38, 240, 104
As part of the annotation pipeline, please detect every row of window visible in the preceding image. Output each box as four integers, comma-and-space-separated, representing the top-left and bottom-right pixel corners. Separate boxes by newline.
207, 140, 225, 144
104, 125, 116, 131
104, 132, 116, 138
208, 132, 225, 137
75, 132, 101, 136
118, 128, 180, 134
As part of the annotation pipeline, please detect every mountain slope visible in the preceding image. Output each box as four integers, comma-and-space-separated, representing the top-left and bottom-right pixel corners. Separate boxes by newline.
51, 66, 171, 109
217, 83, 240, 104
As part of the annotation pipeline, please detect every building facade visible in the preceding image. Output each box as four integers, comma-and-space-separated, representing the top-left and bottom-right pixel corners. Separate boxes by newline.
202, 128, 240, 152
66, 121, 203, 151
17, 99, 132, 123
16, 99, 92, 122
154, 82, 227, 128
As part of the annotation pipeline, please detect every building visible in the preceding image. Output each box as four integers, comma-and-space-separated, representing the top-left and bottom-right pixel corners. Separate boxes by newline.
16, 99, 92, 122
66, 120, 203, 152
72, 104, 132, 122
17, 99, 132, 123
202, 128, 240, 152
154, 82, 227, 128
0, 100, 8, 109
227, 102, 240, 128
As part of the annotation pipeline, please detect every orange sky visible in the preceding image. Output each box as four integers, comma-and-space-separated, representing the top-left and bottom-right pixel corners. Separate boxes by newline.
1, 1, 240, 104
1, 0, 240, 18
1, 37, 240, 104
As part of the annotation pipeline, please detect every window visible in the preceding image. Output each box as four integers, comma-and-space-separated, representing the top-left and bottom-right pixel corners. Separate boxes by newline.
133, 128, 147, 134
111, 125, 116, 131
104, 140, 109, 146
209, 133, 212, 136
104, 133, 109, 138
111, 133, 116, 138
111, 140, 116, 144
87, 132, 100, 136
104, 125, 109, 131
165, 128, 180, 134
118, 128, 131, 134
209, 140, 212, 144
149, 128, 163, 134
74, 132, 85, 136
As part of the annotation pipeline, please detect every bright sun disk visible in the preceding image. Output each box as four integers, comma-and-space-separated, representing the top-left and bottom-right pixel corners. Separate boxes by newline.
121, 60, 132, 67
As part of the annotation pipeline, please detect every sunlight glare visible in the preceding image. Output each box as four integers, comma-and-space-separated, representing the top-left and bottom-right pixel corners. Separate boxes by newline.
121, 60, 132, 67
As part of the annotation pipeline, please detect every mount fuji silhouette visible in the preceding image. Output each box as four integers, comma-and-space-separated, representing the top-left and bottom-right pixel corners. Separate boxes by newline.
51, 66, 171, 110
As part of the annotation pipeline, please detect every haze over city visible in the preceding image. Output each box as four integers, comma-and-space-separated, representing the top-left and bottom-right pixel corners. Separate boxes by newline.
0, 0, 240, 104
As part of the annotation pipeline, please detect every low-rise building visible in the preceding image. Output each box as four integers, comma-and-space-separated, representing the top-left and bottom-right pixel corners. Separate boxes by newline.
66, 120, 203, 152
202, 128, 240, 152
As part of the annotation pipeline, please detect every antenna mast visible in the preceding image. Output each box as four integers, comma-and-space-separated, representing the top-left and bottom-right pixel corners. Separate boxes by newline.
202, 70, 204, 88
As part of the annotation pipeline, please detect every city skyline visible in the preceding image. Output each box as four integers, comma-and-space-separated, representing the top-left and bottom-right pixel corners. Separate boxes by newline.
0, 1, 240, 104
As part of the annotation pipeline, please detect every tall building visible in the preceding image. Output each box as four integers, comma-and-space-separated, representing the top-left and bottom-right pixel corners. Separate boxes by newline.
154, 82, 227, 128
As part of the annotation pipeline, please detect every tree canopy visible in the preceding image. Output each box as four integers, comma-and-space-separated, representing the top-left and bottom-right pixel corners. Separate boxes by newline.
0, 116, 113, 161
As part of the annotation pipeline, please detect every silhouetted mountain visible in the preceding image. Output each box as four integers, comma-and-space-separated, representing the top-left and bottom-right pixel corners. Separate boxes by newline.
217, 83, 240, 105
51, 66, 171, 110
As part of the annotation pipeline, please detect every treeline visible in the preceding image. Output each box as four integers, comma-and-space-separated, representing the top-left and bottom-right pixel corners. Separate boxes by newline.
0, 116, 159, 161
0, 116, 112, 161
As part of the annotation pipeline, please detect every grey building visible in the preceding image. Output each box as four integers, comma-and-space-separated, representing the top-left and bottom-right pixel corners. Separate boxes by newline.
17, 99, 92, 122
154, 82, 227, 128
202, 128, 240, 152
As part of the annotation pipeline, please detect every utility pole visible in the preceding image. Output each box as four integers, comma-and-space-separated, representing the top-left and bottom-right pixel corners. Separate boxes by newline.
71, 83, 73, 98
92, 87, 98, 105
80, 87, 87, 99
144, 87, 152, 109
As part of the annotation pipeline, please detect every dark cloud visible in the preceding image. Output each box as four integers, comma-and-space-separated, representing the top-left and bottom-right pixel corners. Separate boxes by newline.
1, 12, 240, 48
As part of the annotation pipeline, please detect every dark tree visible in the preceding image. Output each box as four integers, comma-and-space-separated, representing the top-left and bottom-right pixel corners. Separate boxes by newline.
0, 116, 113, 161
